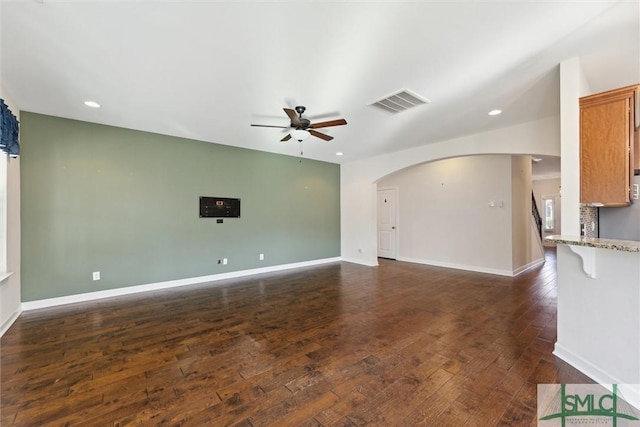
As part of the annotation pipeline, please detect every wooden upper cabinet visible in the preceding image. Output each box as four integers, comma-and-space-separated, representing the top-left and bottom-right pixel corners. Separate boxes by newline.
580, 84, 639, 206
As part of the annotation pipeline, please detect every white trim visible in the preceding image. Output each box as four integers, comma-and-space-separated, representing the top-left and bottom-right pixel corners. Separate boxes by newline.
0, 154, 6, 273
397, 256, 515, 277
0, 306, 22, 337
341, 257, 378, 267
399, 256, 544, 277
512, 258, 545, 276
553, 343, 619, 383
22, 257, 342, 311
554, 343, 640, 409
0, 271, 13, 285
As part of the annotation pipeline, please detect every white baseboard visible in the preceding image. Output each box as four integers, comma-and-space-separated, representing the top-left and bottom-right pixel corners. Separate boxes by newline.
554, 342, 640, 409
22, 257, 342, 311
397, 256, 544, 277
0, 307, 22, 337
340, 257, 378, 267
512, 257, 545, 276
397, 256, 515, 277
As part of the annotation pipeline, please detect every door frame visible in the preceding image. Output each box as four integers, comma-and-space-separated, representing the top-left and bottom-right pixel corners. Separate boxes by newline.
377, 186, 399, 259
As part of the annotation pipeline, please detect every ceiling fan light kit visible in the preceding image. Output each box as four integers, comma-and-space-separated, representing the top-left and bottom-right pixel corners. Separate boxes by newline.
290, 129, 310, 142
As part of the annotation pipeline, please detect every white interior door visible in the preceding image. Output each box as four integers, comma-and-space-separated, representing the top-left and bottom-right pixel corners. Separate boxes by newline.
377, 188, 397, 259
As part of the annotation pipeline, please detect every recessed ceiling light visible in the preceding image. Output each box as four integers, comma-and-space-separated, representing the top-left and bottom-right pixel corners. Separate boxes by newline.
488, 109, 502, 116
336, 152, 343, 156
84, 101, 101, 108
532, 157, 543, 163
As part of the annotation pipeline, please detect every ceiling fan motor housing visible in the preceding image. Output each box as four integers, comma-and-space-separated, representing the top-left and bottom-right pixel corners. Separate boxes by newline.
296, 118, 311, 129
250, 105, 346, 142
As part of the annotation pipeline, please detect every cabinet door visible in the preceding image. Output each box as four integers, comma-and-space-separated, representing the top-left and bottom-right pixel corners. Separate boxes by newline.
580, 94, 631, 206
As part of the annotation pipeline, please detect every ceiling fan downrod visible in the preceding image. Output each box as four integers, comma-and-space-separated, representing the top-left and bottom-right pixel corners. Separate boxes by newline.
294, 106, 311, 130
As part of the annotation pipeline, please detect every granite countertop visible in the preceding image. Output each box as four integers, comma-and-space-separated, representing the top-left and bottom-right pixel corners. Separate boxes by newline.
546, 235, 640, 253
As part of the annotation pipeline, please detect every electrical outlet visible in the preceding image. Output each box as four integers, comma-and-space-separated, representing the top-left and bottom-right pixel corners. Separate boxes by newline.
223, 258, 228, 265
92, 271, 100, 281
259, 253, 264, 261
633, 183, 639, 200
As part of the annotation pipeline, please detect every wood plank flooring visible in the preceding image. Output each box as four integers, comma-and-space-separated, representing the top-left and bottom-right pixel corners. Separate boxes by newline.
1, 249, 592, 426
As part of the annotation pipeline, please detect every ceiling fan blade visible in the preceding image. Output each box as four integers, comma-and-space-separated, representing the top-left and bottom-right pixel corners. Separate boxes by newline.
250, 124, 289, 129
307, 111, 341, 120
310, 118, 347, 129
281, 134, 292, 142
284, 108, 301, 127
309, 130, 333, 141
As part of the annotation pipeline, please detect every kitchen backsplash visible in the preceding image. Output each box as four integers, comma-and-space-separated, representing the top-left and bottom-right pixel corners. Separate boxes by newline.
580, 205, 599, 238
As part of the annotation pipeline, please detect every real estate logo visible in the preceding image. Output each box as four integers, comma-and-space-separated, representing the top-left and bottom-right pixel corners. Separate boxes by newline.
538, 384, 640, 426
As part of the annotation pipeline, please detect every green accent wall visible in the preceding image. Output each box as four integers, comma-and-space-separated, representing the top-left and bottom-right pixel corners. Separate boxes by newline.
20, 112, 340, 301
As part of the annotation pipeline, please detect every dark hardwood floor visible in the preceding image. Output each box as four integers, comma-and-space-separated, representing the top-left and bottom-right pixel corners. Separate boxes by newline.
1, 248, 592, 426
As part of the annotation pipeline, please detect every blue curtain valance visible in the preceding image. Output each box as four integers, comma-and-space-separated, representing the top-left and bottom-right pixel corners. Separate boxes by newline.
0, 99, 19, 157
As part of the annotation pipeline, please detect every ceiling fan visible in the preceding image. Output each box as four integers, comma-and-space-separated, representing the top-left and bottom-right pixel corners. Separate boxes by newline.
251, 106, 347, 142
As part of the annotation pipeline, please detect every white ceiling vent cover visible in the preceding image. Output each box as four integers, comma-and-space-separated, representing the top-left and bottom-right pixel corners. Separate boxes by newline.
371, 89, 431, 113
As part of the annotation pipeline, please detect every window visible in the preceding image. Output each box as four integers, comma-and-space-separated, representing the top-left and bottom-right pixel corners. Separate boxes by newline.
0, 97, 18, 280
544, 198, 554, 231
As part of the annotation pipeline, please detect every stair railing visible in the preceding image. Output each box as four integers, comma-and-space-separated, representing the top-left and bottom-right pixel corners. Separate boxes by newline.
532, 192, 542, 239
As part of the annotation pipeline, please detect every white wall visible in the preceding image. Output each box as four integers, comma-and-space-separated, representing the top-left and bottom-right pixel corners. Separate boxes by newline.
341, 116, 561, 266
0, 87, 22, 335
378, 155, 515, 275
559, 57, 591, 236
511, 155, 536, 271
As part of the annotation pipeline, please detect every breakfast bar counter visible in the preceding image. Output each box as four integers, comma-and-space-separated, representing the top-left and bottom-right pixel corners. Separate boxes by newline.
547, 235, 640, 252
545, 235, 640, 406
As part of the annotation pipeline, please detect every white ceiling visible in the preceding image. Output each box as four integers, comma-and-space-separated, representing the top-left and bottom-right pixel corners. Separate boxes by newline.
1, 1, 639, 165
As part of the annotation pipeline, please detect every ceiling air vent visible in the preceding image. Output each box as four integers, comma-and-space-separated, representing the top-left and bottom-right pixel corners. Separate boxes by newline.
370, 89, 430, 113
